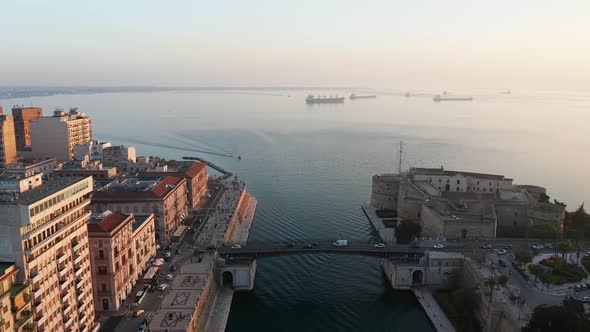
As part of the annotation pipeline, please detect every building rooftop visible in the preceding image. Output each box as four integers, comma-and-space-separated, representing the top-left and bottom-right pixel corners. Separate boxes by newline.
497, 189, 532, 203
88, 211, 131, 233
139, 161, 207, 179
93, 176, 183, 201
132, 214, 153, 232
411, 167, 512, 181
0, 261, 15, 275
0, 176, 88, 206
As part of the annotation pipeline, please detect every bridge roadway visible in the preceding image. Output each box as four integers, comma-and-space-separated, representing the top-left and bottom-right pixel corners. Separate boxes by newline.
220, 243, 469, 258
217, 240, 560, 259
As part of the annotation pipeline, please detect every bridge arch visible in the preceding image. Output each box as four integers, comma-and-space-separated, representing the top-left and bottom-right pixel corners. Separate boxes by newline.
222, 271, 234, 288
412, 269, 424, 287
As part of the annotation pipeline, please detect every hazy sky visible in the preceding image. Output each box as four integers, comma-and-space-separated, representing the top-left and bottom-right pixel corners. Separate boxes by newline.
1, 1, 589, 89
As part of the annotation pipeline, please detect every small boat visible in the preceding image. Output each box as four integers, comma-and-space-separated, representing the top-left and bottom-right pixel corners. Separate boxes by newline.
433, 94, 473, 102
235, 154, 242, 160
349, 93, 377, 99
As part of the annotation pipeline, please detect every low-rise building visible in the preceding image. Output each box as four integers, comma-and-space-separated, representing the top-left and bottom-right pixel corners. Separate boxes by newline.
73, 140, 112, 162
87, 211, 156, 315
411, 167, 513, 194
54, 160, 117, 179
0, 262, 34, 332
91, 176, 188, 242
5, 158, 57, 180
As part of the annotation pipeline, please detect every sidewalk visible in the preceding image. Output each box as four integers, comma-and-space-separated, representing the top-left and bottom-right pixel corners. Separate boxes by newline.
205, 287, 234, 332
413, 288, 456, 332
361, 204, 396, 244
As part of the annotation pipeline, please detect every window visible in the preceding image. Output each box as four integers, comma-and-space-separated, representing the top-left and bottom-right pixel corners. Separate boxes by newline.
457, 179, 460, 184
98, 240, 103, 248
99, 250, 104, 259
456, 187, 460, 191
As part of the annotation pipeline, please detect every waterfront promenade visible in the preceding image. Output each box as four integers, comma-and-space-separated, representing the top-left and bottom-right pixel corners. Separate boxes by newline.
361, 204, 396, 243
413, 288, 456, 332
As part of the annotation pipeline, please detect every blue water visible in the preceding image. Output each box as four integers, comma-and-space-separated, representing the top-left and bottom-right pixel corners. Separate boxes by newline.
5, 89, 589, 331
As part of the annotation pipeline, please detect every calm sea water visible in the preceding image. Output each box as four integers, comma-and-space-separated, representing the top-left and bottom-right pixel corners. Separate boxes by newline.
4, 89, 589, 331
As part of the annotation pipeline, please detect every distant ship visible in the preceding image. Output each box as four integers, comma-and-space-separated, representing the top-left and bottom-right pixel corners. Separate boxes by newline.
433, 94, 473, 102
306, 95, 345, 104
349, 93, 376, 99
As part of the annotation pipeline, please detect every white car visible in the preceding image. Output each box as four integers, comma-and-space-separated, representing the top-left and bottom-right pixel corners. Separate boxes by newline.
374, 243, 386, 248
531, 244, 545, 250
231, 244, 242, 249
582, 296, 590, 303
496, 249, 507, 255
164, 252, 171, 258
158, 283, 168, 291
433, 243, 445, 249
165, 273, 174, 281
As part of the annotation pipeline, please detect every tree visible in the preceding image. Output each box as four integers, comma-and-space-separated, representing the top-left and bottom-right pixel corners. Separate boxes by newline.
554, 199, 567, 209
394, 220, 421, 244
523, 304, 590, 332
539, 192, 550, 203
515, 250, 533, 268
557, 242, 574, 265
496, 275, 508, 286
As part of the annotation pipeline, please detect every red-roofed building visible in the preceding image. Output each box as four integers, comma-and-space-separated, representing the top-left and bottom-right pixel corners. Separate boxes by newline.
87, 211, 156, 315
90, 176, 188, 242
139, 161, 208, 209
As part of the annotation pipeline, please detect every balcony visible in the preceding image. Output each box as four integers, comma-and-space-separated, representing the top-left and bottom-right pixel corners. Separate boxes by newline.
28, 271, 41, 285
73, 254, 83, 265
57, 252, 68, 264
63, 315, 73, 328
59, 267, 68, 278
32, 286, 43, 299
15, 310, 34, 329
63, 302, 71, 315
59, 279, 70, 291
24, 221, 71, 255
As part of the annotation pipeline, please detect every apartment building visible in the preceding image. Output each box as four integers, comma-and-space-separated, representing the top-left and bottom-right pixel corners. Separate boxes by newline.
0, 176, 95, 332
91, 176, 188, 243
87, 211, 156, 315
139, 161, 208, 209
5, 159, 58, 180
29, 108, 93, 161
102, 145, 136, 172
11, 107, 43, 149
0, 113, 17, 170
0, 263, 34, 332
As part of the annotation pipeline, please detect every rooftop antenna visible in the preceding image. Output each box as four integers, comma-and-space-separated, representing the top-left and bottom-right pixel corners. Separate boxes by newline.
398, 140, 404, 174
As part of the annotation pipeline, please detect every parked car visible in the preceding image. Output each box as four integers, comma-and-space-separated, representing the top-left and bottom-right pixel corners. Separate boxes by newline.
481, 244, 492, 249
231, 244, 242, 249
164, 252, 171, 258
165, 273, 174, 281
504, 245, 513, 250
410, 242, 420, 248
138, 323, 147, 332
580, 296, 590, 303
134, 309, 145, 317
158, 284, 168, 291
496, 249, 507, 255
532, 244, 545, 250
433, 243, 445, 249
374, 243, 386, 248
170, 265, 176, 272
175, 249, 181, 254
498, 259, 507, 267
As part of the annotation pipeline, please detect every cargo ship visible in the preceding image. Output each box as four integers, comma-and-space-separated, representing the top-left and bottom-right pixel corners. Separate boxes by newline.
349, 93, 377, 99
432, 94, 473, 102
306, 95, 345, 104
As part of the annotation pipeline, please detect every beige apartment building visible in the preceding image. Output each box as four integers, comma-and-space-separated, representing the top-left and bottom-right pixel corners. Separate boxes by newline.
0, 113, 18, 170
87, 211, 156, 315
11, 107, 43, 149
91, 176, 188, 243
0, 175, 96, 332
29, 108, 93, 161
0, 263, 34, 332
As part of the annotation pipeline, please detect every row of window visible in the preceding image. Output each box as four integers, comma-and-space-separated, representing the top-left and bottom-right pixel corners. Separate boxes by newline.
29, 181, 90, 217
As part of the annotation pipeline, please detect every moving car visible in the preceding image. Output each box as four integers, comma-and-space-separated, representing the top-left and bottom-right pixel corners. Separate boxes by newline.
433, 243, 445, 249
303, 244, 314, 249
333, 240, 348, 247
481, 244, 492, 249
231, 244, 242, 249
531, 244, 545, 250
158, 283, 168, 291
165, 273, 174, 281
496, 249, 507, 255
134, 309, 145, 317
374, 243, 386, 248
